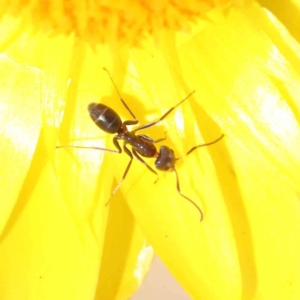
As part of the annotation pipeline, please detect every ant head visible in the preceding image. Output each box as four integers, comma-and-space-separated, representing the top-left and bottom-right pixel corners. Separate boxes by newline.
155, 146, 176, 171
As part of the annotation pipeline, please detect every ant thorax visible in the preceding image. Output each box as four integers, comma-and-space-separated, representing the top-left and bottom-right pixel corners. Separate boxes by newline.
123, 132, 158, 158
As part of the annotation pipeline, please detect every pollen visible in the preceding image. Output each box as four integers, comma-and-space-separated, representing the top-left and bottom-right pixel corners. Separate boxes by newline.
2, 0, 231, 45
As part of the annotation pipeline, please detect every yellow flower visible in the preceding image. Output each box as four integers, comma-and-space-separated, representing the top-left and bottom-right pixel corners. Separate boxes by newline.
1, 0, 300, 299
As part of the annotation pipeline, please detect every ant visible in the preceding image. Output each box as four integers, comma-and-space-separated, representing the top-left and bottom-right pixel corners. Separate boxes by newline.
57, 68, 224, 221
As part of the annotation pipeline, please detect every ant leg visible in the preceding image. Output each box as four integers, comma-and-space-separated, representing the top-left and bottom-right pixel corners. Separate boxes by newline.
105, 143, 134, 206
173, 168, 204, 221
123, 120, 138, 127
153, 131, 167, 143
113, 136, 122, 153
133, 91, 195, 132
139, 132, 167, 144
186, 134, 224, 155
56, 145, 120, 153
132, 148, 159, 183
103, 67, 137, 120
57, 136, 123, 153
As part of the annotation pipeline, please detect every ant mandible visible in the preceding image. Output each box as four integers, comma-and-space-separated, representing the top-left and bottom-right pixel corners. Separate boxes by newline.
58, 68, 224, 221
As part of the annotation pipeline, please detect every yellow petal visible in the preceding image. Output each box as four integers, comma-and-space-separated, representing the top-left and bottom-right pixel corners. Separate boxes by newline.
258, 0, 300, 42
0, 16, 154, 299
115, 4, 300, 299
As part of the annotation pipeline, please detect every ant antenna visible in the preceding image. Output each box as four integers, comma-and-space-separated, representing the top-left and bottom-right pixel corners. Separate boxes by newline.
133, 90, 196, 133
173, 168, 204, 221
186, 134, 224, 155
56, 145, 120, 153
103, 67, 137, 120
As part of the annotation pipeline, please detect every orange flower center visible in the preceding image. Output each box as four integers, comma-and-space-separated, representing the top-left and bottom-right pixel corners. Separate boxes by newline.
4, 0, 231, 45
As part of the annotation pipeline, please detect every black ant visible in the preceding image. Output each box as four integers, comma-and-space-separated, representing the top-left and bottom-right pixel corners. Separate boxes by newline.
57, 68, 224, 221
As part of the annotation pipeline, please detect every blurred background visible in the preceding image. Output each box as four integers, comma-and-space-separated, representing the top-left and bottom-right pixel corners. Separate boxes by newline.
132, 255, 191, 299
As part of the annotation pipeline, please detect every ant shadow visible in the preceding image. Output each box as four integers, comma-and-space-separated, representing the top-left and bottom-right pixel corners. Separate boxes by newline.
189, 100, 257, 300
92, 166, 137, 299
101, 93, 150, 125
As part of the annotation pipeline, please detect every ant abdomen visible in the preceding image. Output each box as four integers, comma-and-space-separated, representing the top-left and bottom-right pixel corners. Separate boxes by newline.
88, 102, 122, 134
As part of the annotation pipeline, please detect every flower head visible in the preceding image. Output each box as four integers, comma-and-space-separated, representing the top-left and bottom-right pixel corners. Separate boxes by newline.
1, 1, 300, 299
